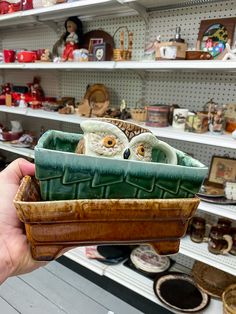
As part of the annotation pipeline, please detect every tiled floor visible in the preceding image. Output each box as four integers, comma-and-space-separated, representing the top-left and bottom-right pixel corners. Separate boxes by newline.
0, 261, 144, 314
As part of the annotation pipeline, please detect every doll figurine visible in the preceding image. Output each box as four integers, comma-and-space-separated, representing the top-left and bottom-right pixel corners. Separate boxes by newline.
53, 16, 84, 62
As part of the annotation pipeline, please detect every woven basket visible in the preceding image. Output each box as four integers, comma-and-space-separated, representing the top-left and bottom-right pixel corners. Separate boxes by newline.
130, 108, 147, 122
223, 284, 236, 314
113, 26, 133, 61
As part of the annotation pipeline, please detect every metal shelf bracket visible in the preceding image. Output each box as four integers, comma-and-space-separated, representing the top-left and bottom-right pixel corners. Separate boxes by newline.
116, 0, 149, 25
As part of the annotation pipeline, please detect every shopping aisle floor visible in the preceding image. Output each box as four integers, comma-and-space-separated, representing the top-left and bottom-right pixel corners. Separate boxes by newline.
0, 261, 144, 314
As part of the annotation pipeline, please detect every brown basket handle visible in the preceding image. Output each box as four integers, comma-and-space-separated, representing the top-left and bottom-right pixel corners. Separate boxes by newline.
113, 26, 130, 50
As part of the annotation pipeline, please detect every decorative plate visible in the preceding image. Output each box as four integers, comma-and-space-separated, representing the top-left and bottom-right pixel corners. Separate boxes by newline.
191, 261, 236, 298
154, 272, 210, 312
130, 245, 170, 273
196, 194, 236, 205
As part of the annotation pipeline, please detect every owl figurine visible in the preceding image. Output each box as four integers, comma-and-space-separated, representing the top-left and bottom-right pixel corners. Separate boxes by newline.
77, 118, 177, 164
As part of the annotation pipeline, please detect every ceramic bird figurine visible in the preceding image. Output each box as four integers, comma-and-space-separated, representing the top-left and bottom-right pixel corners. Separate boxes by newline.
223, 43, 236, 60
76, 118, 177, 164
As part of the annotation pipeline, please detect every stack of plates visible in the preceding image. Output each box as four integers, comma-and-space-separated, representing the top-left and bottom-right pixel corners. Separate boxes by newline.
130, 245, 171, 274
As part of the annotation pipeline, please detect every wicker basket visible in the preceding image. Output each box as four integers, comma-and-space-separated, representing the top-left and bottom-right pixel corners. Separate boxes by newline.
222, 284, 236, 314
113, 26, 133, 61
130, 108, 147, 122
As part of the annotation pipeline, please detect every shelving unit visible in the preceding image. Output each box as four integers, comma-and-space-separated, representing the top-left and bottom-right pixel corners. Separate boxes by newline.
65, 247, 222, 314
0, 141, 34, 158
0, 0, 235, 312
1, 60, 236, 71
0, 105, 235, 148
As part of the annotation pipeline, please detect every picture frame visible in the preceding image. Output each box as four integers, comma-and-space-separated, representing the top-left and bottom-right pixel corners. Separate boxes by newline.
208, 155, 236, 184
88, 38, 103, 54
92, 43, 106, 61
196, 17, 236, 59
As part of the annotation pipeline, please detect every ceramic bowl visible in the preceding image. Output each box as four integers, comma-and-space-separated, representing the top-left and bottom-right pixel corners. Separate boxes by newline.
35, 129, 208, 201
14, 176, 199, 261
153, 272, 210, 312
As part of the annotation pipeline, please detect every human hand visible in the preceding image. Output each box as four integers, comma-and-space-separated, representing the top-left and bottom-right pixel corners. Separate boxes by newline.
0, 158, 46, 284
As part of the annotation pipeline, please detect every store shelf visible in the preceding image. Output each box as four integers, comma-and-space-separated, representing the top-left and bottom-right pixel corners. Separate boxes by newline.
64, 246, 222, 314
198, 201, 236, 221
146, 125, 236, 149
64, 247, 109, 276
180, 236, 236, 276
0, 0, 137, 28
115, 60, 236, 72
1, 60, 236, 72
1, 106, 235, 148
0, 141, 34, 158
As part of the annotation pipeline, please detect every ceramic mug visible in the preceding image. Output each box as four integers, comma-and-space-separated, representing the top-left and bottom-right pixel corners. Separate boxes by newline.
190, 217, 209, 243
208, 226, 233, 255
172, 108, 189, 130
229, 227, 236, 256
17, 51, 37, 63
3, 49, 16, 63
217, 218, 232, 234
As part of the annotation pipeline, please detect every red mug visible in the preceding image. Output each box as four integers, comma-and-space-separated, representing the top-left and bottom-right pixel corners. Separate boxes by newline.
17, 51, 37, 63
3, 49, 16, 63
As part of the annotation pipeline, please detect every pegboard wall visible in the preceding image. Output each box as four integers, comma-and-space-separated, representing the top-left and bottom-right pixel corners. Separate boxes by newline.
160, 137, 236, 167
0, 0, 235, 167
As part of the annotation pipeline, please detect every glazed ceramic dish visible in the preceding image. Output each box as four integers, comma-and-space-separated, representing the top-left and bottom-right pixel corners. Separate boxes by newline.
191, 261, 236, 298
35, 126, 207, 201
154, 272, 210, 312
14, 176, 199, 261
130, 245, 171, 273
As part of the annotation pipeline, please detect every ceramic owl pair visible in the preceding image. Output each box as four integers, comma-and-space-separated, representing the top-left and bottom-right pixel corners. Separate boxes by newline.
77, 118, 177, 164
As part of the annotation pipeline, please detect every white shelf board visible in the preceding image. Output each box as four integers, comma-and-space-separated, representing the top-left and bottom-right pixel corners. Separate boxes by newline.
1, 60, 236, 72
146, 125, 236, 149
26, 108, 88, 123
1, 106, 235, 148
104, 260, 222, 314
180, 236, 236, 276
64, 247, 109, 276
115, 60, 236, 72
0, 0, 136, 27
198, 201, 236, 221
0, 141, 34, 158
23, 61, 115, 70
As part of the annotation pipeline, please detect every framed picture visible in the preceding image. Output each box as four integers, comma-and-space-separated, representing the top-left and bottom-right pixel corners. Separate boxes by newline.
93, 43, 106, 61
88, 38, 103, 54
196, 17, 236, 59
208, 155, 236, 184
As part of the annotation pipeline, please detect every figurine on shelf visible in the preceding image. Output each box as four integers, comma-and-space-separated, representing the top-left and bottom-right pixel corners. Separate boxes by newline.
18, 94, 27, 108
28, 76, 45, 101
222, 43, 236, 61
1, 83, 11, 95
52, 16, 84, 61
40, 49, 52, 62
206, 98, 226, 134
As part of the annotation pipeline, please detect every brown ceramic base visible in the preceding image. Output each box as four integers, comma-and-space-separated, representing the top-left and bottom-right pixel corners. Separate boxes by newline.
14, 176, 199, 261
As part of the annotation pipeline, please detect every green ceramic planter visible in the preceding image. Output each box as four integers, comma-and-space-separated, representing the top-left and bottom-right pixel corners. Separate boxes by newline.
35, 130, 208, 201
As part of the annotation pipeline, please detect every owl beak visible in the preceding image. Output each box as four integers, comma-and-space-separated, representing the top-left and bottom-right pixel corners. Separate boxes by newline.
123, 148, 130, 159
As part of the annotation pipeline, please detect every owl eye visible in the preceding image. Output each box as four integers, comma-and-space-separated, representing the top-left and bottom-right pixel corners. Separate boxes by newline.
137, 144, 145, 157
103, 136, 117, 148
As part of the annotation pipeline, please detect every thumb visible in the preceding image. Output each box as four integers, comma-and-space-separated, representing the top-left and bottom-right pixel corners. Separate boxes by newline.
1, 158, 35, 185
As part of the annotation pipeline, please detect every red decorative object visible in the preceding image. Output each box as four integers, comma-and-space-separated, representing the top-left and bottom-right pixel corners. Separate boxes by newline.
21, 0, 33, 10
0, 1, 10, 14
